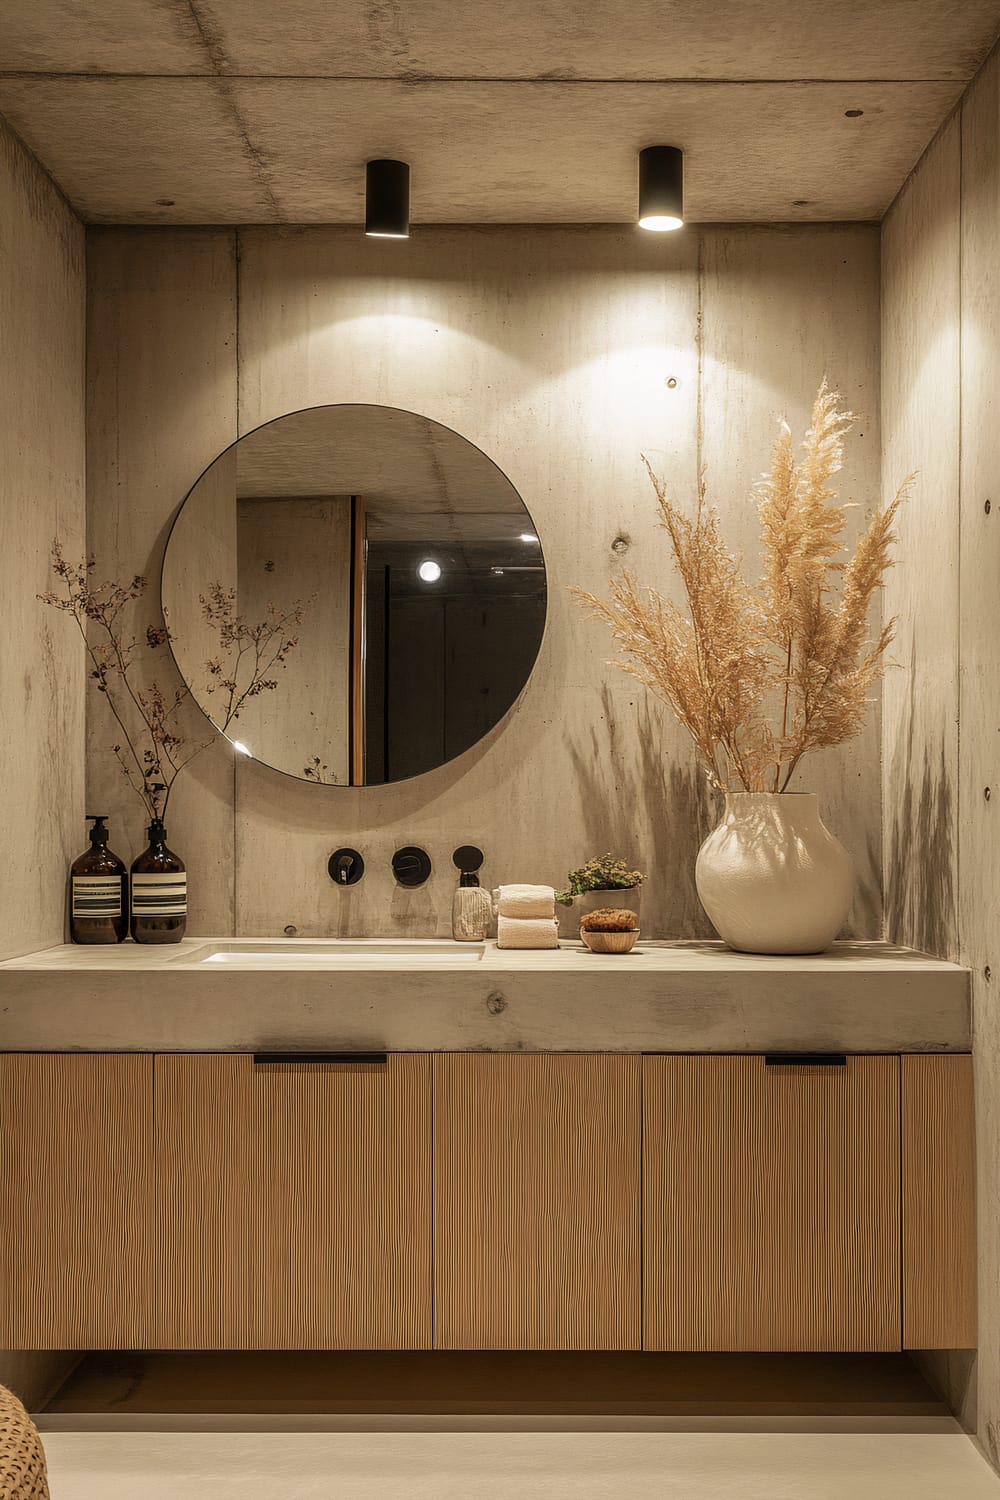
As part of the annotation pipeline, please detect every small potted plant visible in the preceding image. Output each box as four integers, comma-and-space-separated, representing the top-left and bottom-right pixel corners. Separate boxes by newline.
556, 853, 645, 928
580, 906, 640, 955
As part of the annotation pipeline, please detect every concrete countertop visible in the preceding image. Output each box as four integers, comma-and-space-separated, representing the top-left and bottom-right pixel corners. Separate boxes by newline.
0, 937, 971, 1054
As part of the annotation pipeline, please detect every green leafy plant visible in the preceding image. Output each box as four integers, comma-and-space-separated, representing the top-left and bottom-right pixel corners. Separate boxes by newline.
556, 853, 645, 907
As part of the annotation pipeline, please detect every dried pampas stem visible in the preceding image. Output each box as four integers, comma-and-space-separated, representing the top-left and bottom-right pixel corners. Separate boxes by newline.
573, 381, 910, 794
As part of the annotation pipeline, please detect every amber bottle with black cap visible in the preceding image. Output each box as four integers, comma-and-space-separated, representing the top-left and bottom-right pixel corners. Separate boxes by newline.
70, 815, 127, 944
130, 818, 187, 944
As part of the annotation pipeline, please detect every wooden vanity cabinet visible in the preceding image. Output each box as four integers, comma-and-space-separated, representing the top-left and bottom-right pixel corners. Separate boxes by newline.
154, 1052, 432, 1349
643, 1053, 902, 1351
0, 1047, 974, 1355
0, 1052, 153, 1348
433, 1053, 642, 1349
902, 1053, 977, 1348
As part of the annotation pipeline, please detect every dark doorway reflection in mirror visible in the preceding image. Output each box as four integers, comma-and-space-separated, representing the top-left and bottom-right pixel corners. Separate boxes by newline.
161, 405, 547, 787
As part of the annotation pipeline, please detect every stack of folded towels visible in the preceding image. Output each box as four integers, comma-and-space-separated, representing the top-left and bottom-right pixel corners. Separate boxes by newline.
493, 883, 559, 949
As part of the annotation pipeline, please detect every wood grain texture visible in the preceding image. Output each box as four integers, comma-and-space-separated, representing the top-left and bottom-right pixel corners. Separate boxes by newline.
902, 1054, 977, 1349
0, 1053, 152, 1350
155, 1052, 432, 1349
433, 1053, 641, 1350
0, 115, 85, 960
644, 1054, 901, 1352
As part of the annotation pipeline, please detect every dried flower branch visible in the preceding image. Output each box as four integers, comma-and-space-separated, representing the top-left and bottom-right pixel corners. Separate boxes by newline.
573, 382, 911, 793
40, 547, 307, 821
303, 755, 339, 785
199, 582, 304, 727
39, 547, 200, 820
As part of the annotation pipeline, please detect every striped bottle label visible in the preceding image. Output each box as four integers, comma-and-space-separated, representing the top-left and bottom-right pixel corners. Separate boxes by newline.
72, 875, 123, 919
131, 872, 187, 917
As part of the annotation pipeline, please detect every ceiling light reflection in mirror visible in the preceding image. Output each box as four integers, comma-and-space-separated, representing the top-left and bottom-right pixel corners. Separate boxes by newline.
161, 405, 547, 787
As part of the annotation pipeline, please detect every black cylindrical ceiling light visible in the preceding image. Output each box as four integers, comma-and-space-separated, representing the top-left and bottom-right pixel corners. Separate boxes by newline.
365, 158, 410, 239
637, 145, 684, 231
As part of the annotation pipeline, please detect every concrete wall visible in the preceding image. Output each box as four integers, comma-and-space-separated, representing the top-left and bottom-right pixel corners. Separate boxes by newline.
882, 38, 1000, 1461
0, 115, 85, 959
0, 116, 85, 1405
86, 223, 883, 941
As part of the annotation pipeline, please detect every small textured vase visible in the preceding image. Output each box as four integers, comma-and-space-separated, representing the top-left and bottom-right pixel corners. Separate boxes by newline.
695, 793, 854, 955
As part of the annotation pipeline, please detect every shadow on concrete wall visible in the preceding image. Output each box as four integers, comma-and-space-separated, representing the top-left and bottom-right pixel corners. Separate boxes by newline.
566, 683, 716, 939
884, 666, 957, 958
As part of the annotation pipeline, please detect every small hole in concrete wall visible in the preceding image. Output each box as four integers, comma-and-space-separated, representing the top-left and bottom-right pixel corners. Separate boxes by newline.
793, 199, 812, 207
985, 498, 992, 515
611, 534, 632, 555
665, 376, 678, 389
156, 198, 176, 206
844, 109, 864, 118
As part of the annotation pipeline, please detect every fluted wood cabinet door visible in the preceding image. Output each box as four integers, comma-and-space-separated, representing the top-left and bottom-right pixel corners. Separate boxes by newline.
644, 1054, 901, 1351
902, 1053, 977, 1348
156, 1053, 432, 1349
434, 1053, 641, 1350
0, 1052, 153, 1349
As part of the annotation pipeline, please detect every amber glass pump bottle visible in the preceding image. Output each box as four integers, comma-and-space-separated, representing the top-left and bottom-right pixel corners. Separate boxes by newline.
130, 818, 187, 944
70, 815, 127, 944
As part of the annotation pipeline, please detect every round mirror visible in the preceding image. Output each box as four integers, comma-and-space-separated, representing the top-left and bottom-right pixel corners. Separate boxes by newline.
161, 405, 547, 786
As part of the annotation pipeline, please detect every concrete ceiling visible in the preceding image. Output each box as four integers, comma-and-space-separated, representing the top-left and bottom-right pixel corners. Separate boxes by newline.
0, 0, 997, 224
233, 405, 526, 514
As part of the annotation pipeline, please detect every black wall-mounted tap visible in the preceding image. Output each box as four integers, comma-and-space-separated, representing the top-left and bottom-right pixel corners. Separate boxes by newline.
392, 846, 432, 887
328, 848, 364, 885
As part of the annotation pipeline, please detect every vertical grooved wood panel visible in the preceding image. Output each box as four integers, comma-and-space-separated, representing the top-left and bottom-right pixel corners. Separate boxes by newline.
644, 1055, 900, 1351
434, 1053, 641, 1350
902, 1054, 977, 1349
156, 1053, 432, 1349
0, 1053, 153, 1349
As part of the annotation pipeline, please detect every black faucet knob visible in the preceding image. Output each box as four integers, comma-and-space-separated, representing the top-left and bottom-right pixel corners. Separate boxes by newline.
392, 846, 432, 887
328, 848, 364, 885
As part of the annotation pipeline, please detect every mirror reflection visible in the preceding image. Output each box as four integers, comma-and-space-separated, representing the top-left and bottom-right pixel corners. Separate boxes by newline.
162, 405, 547, 786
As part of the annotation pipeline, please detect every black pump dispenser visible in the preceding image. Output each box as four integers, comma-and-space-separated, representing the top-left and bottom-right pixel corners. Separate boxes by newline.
70, 815, 127, 944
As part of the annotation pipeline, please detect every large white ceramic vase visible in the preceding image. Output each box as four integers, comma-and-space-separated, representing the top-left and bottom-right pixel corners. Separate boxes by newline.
695, 793, 854, 955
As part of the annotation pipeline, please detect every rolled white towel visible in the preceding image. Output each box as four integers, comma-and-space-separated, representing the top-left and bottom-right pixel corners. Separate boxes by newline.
496, 914, 560, 950
494, 883, 556, 919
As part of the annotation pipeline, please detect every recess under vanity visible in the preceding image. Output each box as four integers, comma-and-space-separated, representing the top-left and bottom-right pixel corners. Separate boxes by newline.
0, 940, 975, 1360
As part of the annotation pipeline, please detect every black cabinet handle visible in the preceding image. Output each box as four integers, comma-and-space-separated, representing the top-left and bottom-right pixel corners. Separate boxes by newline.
764, 1053, 847, 1068
253, 1051, 388, 1065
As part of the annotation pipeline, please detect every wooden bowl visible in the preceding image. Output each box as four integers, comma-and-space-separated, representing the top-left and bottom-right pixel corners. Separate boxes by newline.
580, 928, 639, 954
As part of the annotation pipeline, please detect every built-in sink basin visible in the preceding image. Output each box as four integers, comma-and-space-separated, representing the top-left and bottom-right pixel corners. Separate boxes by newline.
184, 939, 485, 967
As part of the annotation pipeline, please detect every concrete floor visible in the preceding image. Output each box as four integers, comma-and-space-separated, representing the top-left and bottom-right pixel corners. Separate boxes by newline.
39, 1429, 1000, 1499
